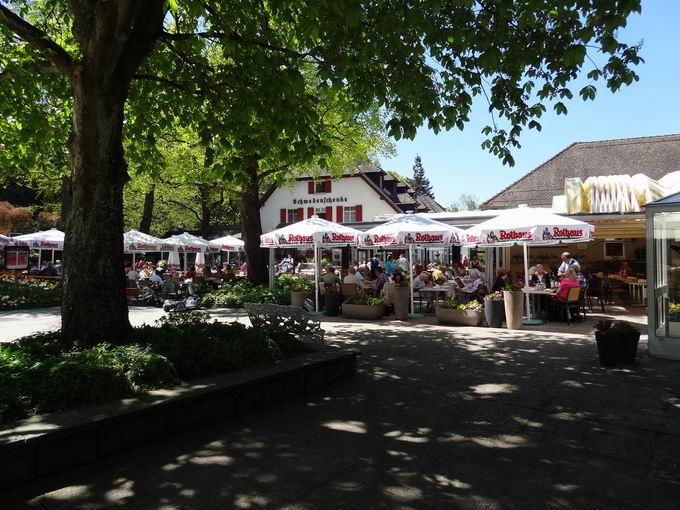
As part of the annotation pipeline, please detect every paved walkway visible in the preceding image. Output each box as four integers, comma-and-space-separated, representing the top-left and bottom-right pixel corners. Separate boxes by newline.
3, 307, 680, 508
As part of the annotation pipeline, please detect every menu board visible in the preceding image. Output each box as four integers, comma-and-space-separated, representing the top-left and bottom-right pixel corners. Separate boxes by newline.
5, 248, 29, 270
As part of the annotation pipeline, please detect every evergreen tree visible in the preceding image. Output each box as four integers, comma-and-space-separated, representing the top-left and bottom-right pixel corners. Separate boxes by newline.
412, 155, 434, 198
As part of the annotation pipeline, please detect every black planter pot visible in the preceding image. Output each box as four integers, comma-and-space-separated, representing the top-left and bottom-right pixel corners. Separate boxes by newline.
595, 331, 641, 366
485, 299, 505, 328
324, 292, 342, 316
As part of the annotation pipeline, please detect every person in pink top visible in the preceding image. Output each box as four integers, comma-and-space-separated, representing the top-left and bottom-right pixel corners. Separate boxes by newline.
553, 267, 580, 302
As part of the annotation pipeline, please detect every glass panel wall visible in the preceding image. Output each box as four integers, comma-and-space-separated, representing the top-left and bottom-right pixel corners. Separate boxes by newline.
652, 211, 680, 339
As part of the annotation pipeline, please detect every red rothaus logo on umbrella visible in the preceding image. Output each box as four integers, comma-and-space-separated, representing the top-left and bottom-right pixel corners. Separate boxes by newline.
550, 227, 584, 239
414, 233, 444, 243
499, 230, 532, 241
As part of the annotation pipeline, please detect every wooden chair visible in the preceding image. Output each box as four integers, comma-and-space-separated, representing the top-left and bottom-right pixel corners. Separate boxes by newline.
341, 283, 358, 299
547, 286, 582, 324
587, 277, 607, 312
606, 276, 628, 305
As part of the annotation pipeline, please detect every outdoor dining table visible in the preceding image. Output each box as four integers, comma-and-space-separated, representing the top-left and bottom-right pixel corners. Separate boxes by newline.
523, 287, 556, 319
417, 285, 453, 310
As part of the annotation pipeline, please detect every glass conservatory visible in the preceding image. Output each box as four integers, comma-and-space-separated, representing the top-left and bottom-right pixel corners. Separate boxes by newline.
647, 192, 680, 359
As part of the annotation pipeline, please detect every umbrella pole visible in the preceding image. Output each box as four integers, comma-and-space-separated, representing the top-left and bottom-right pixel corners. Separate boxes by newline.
268, 249, 275, 289
38, 250, 42, 270
409, 244, 414, 314
132, 253, 136, 267
524, 241, 531, 319
314, 243, 319, 313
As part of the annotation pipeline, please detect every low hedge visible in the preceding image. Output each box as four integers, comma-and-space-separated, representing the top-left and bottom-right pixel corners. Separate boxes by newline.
202, 275, 315, 308
0, 312, 311, 425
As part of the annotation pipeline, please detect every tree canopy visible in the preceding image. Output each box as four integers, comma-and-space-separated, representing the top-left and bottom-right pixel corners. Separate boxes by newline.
0, 0, 643, 344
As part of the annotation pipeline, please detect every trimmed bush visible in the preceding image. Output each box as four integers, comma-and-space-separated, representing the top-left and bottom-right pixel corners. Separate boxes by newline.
0, 312, 311, 424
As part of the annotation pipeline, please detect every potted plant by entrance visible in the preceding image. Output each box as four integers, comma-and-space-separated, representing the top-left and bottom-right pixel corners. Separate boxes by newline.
436, 299, 485, 326
324, 282, 342, 316
502, 283, 524, 330
290, 278, 312, 308
484, 291, 505, 328
342, 292, 386, 320
594, 320, 641, 366
391, 272, 410, 320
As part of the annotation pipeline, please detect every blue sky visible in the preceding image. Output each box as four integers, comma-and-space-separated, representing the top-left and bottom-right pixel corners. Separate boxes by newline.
379, 0, 680, 208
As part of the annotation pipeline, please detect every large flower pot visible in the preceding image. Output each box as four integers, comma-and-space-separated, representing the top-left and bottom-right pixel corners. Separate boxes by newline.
436, 308, 484, 326
290, 291, 306, 308
342, 303, 386, 320
392, 286, 410, 320
324, 291, 342, 316
484, 299, 505, 328
503, 290, 524, 330
595, 331, 641, 366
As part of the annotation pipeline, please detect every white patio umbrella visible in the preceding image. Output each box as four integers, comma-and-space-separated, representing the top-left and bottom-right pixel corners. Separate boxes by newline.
0, 234, 14, 246
358, 213, 464, 317
210, 234, 244, 266
123, 230, 166, 266
261, 216, 364, 312
462, 206, 595, 324
13, 228, 65, 268
209, 235, 244, 251
163, 232, 215, 271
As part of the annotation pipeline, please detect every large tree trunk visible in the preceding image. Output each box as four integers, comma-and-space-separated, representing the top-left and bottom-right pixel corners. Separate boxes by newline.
61, 1, 165, 346
199, 187, 211, 237
240, 161, 268, 284
61, 71, 132, 345
139, 184, 155, 233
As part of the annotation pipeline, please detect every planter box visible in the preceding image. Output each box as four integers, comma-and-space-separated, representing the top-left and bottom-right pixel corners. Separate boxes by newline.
503, 290, 524, 330
484, 299, 504, 328
290, 291, 306, 308
435, 307, 484, 326
392, 286, 409, 320
595, 331, 641, 366
324, 291, 341, 316
342, 303, 385, 320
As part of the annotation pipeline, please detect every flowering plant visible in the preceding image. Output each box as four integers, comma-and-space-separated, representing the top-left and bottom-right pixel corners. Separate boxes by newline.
502, 282, 521, 291
443, 299, 483, 311
484, 291, 504, 301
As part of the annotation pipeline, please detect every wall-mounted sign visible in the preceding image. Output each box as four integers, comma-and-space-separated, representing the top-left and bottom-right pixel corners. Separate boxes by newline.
292, 196, 349, 205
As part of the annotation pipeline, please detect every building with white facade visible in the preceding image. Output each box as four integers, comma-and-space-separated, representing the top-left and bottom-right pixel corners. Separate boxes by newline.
259, 163, 445, 232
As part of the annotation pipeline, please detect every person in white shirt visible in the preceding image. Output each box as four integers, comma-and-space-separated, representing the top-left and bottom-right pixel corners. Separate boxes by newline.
558, 252, 580, 276
413, 271, 430, 290
343, 266, 364, 287
127, 268, 139, 281
397, 253, 409, 272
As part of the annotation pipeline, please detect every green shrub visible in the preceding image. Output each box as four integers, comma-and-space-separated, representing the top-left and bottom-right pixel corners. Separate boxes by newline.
110, 345, 179, 390
203, 281, 288, 308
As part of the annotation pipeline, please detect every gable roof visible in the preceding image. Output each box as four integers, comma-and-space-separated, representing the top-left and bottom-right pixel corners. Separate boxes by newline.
260, 162, 446, 217
482, 134, 680, 210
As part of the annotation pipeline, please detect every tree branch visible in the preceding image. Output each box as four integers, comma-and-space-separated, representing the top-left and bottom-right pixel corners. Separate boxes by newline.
167, 199, 202, 223
0, 60, 61, 82
0, 4, 74, 73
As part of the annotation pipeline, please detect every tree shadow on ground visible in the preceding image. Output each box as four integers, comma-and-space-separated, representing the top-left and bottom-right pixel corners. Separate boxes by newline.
4, 322, 680, 509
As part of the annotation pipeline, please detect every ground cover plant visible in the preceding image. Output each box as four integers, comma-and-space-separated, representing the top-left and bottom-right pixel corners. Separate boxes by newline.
0, 312, 311, 425
0, 273, 61, 309
202, 275, 312, 308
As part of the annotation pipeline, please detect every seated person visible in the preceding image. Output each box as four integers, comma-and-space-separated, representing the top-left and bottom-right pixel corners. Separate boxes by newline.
530, 264, 551, 288
551, 267, 580, 302
456, 268, 486, 302
202, 265, 213, 279
343, 266, 363, 287
185, 265, 196, 278
431, 265, 446, 284
127, 266, 140, 283
492, 268, 509, 292
374, 266, 389, 292
148, 269, 164, 286
39, 261, 58, 277
413, 271, 430, 290
619, 262, 634, 277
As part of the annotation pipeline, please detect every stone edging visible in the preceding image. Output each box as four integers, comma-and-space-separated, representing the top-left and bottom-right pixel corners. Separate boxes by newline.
0, 347, 359, 491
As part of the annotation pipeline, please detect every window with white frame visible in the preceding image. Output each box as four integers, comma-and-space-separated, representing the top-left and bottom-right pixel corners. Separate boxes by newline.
315, 207, 327, 220
287, 209, 297, 224
343, 206, 356, 223
604, 241, 625, 259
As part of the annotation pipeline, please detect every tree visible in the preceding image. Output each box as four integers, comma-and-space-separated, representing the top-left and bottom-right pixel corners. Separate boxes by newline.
388, 170, 415, 189
448, 194, 479, 212
0, 201, 32, 234
0, 0, 642, 345
411, 155, 433, 198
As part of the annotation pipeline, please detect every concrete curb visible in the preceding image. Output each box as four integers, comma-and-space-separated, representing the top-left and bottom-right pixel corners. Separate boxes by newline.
0, 347, 360, 491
